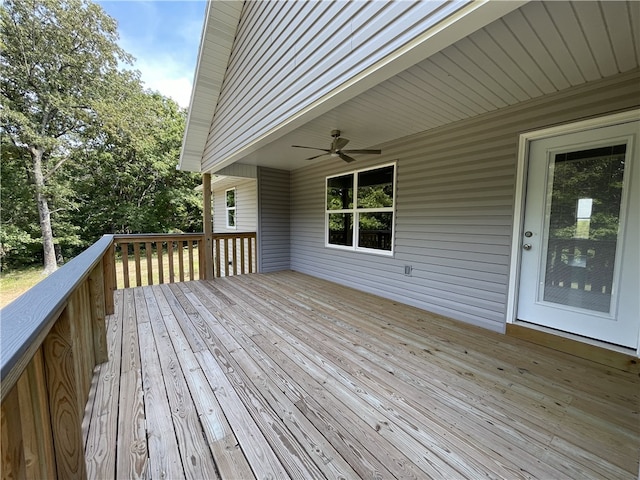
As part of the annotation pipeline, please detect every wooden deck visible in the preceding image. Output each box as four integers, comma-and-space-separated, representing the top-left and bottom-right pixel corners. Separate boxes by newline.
83, 271, 640, 479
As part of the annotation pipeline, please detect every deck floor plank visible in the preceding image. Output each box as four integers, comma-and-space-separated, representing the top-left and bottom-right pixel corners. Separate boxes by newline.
216, 274, 468, 479
84, 272, 640, 480
178, 286, 329, 479
116, 289, 147, 479
84, 289, 124, 479
232, 275, 565, 479
138, 289, 184, 479
146, 286, 221, 480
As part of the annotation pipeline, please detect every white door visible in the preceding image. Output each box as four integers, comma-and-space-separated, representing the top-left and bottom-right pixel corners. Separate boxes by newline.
518, 120, 639, 348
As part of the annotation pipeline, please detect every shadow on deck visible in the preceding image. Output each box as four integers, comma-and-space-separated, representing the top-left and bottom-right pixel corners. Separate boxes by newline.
83, 271, 640, 479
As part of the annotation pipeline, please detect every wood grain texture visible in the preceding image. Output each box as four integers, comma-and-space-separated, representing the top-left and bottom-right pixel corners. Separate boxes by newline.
1, 385, 26, 480
85, 291, 124, 480
506, 323, 640, 373
43, 311, 87, 479
83, 272, 640, 479
88, 262, 109, 364
16, 350, 56, 480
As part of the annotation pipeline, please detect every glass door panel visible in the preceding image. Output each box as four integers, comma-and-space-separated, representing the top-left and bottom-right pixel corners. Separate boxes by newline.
541, 145, 626, 314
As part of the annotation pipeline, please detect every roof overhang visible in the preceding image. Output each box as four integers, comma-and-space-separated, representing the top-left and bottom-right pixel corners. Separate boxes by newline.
180, 0, 526, 174
178, 1, 243, 172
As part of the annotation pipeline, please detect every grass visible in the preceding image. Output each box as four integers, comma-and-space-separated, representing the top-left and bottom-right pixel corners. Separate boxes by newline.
0, 248, 202, 309
0, 266, 46, 308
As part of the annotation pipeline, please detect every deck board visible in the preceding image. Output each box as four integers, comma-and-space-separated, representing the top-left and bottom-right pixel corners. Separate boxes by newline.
84, 271, 640, 479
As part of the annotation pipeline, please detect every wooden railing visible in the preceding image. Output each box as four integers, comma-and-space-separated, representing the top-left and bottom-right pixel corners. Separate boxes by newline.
211, 232, 257, 278
0, 231, 257, 478
113, 233, 205, 288
113, 232, 257, 288
1, 235, 116, 479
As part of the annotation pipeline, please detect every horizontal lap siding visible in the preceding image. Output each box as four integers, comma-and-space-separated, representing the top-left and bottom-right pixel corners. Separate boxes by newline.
213, 178, 257, 233
203, 0, 469, 172
290, 71, 640, 332
258, 168, 290, 273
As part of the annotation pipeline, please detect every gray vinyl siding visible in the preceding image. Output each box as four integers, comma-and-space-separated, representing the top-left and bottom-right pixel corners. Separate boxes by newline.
202, 0, 471, 172
290, 71, 640, 333
213, 178, 257, 233
258, 167, 290, 273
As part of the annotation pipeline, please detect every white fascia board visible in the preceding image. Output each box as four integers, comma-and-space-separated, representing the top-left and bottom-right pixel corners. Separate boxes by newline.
204, 0, 528, 174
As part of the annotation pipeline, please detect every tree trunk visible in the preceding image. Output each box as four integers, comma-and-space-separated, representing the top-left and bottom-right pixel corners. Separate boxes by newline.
31, 147, 58, 275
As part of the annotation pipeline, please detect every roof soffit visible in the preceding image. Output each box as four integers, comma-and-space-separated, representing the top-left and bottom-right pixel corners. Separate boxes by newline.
179, 1, 244, 172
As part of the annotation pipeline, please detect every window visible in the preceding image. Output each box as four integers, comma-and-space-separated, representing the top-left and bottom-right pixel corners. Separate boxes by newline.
326, 163, 395, 254
225, 188, 236, 228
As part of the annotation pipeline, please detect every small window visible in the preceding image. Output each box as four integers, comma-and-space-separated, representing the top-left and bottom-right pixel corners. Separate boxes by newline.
326, 163, 395, 254
225, 188, 236, 228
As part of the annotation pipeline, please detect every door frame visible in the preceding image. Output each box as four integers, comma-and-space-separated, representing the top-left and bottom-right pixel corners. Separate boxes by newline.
506, 109, 640, 356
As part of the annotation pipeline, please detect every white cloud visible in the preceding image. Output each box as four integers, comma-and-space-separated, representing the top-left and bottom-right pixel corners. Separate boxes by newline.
146, 75, 193, 109
121, 44, 195, 109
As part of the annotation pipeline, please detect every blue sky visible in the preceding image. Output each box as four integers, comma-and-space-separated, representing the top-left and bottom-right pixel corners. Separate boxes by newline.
97, 1, 207, 108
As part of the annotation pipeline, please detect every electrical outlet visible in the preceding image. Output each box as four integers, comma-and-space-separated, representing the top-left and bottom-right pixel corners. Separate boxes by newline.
404, 265, 412, 276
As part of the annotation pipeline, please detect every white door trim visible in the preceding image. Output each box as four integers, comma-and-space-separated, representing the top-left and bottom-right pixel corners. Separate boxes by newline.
506, 109, 640, 356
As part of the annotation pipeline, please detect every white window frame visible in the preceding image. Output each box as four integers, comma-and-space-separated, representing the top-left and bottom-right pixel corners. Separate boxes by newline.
325, 162, 396, 256
225, 187, 237, 229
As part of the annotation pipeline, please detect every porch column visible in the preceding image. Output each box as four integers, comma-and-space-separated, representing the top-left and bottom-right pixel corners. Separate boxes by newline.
202, 173, 214, 280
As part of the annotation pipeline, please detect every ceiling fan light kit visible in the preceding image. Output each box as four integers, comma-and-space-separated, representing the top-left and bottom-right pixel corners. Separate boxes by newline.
292, 130, 381, 163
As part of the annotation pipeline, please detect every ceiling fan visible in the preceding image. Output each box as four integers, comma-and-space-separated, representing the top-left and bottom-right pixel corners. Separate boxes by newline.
292, 130, 381, 163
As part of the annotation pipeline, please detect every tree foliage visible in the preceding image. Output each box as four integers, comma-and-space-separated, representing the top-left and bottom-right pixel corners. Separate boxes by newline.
72, 90, 202, 240
1, 0, 202, 272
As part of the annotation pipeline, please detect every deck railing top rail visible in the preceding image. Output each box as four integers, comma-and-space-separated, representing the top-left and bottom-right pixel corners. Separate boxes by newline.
0, 234, 114, 400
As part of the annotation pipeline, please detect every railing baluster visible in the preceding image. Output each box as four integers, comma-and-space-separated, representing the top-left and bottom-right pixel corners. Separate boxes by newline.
214, 237, 221, 278
121, 243, 130, 289
178, 241, 185, 282
232, 239, 238, 275
145, 242, 153, 285
198, 239, 205, 280
157, 241, 164, 284
224, 238, 230, 277
188, 241, 195, 281
168, 241, 175, 283
133, 243, 142, 287
241, 238, 246, 274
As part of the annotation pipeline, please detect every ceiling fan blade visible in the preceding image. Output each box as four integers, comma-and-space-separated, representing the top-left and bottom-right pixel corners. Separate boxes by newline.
292, 145, 330, 152
333, 137, 349, 151
342, 149, 382, 155
339, 153, 356, 163
306, 153, 330, 160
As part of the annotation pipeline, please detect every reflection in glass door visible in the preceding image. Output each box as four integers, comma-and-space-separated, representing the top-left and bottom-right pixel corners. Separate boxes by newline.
541, 144, 626, 314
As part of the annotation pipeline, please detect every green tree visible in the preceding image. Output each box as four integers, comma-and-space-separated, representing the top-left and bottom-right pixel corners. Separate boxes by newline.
71, 89, 202, 239
1, 0, 132, 273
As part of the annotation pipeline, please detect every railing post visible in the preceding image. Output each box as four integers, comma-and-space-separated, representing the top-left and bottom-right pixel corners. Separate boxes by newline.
203, 173, 214, 280
103, 241, 116, 315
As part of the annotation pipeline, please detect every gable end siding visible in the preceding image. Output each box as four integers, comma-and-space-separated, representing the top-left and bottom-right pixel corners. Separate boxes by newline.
203, 0, 474, 172
290, 70, 640, 332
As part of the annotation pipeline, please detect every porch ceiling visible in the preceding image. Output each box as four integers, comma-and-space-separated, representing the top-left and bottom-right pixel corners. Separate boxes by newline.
230, 1, 639, 172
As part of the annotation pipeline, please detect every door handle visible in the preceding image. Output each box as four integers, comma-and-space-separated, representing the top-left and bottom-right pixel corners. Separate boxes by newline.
523, 244, 532, 251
